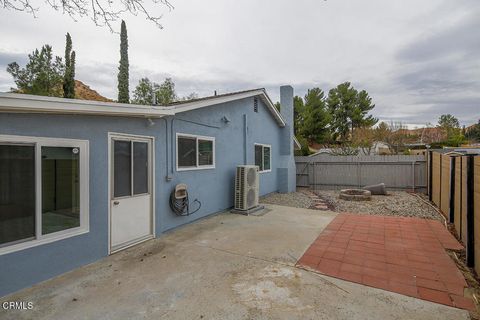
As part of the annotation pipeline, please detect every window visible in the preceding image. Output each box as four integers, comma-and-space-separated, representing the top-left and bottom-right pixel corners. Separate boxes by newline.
176, 133, 215, 171
113, 139, 150, 198
254, 143, 271, 172
0, 135, 89, 255
41, 147, 80, 234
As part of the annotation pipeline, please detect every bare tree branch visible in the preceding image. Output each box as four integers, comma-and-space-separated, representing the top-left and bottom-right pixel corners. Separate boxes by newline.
0, 0, 174, 31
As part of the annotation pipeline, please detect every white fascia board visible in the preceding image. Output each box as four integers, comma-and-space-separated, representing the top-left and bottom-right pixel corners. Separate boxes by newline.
257, 91, 286, 127
0, 90, 287, 126
293, 136, 302, 150
0, 92, 174, 117
174, 90, 286, 127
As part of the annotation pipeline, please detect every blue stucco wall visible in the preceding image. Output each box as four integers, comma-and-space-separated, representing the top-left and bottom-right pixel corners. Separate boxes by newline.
0, 95, 294, 296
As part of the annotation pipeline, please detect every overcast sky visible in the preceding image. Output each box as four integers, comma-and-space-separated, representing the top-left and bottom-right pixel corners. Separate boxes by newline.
0, 0, 479, 127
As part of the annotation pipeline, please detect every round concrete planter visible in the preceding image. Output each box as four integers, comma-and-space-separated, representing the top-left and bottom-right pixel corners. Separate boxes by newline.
339, 189, 372, 201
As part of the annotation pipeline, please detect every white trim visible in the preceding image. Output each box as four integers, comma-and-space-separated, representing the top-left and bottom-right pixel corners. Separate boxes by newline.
173, 90, 286, 127
110, 234, 154, 254
107, 132, 155, 255
0, 134, 89, 256
0, 92, 174, 118
293, 136, 302, 150
176, 132, 216, 171
0, 89, 286, 127
254, 143, 272, 173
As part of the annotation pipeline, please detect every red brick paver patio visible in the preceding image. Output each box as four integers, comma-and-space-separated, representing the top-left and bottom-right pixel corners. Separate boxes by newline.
297, 214, 475, 311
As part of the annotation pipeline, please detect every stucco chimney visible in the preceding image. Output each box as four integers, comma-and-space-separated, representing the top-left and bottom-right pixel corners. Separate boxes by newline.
280, 85, 294, 155
278, 85, 296, 193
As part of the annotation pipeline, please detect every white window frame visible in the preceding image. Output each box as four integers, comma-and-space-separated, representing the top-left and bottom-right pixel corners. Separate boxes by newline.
176, 133, 215, 171
0, 135, 89, 256
254, 143, 272, 173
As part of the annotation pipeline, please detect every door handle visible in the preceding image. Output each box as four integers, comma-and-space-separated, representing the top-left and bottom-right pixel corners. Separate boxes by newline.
113, 201, 120, 205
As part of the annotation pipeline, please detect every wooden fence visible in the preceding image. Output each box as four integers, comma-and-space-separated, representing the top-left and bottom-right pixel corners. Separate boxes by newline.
296, 154, 427, 191
428, 151, 480, 272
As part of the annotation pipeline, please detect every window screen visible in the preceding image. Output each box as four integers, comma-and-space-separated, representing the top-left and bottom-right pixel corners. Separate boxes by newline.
255, 144, 271, 172
263, 146, 271, 171
198, 139, 213, 166
41, 146, 80, 235
133, 142, 149, 195
178, 137, 197, 167
114, 140, 132, 198
0, 144, 36, 246
254, 145, 263, 171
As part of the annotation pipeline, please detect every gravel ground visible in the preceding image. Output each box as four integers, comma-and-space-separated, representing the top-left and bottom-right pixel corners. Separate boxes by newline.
316, 190, 444, 221
260, 192, 312, 209
260, 189, 444, 221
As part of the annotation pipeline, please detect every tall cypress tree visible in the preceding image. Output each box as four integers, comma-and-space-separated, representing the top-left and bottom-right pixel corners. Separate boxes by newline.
117, 20, 129, 103
63, 33, 76, 98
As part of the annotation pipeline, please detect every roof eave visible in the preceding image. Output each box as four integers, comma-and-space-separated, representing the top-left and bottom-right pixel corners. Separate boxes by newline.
0, 92, 174, 117
174, 89, 286, 127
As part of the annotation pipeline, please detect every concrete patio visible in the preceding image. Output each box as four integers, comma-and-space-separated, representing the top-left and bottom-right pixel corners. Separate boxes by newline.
0, 205, 470, 320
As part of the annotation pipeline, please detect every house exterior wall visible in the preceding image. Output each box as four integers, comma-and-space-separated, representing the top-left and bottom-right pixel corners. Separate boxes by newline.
0, 95, 294, 296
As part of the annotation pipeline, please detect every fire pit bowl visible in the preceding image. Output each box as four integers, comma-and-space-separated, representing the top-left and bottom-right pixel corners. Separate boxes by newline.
339, 189, 372, 201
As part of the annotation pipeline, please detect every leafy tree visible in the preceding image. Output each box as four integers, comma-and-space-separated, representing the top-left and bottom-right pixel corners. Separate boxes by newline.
117, 20, 129, 103
326, 82, 357, 141
7, 45, 64, 96
294, 135, 311, 156
180, 92, 198, 101
274, 102, 280, 111
132, 77, 154, 105
293, 96, 305, 136
375, 121, 408, 154
351, 127, 375, 155
352, 90, 377, 128
438, 114, 460, 139
132, 77, 186, 105
326, 82, 377, 141
465, 120, 480, 142
300, 88, 331, 143
0, 0, 174, 31
438, 114, 460, 130
273, 96, 304, 135
446, 133, 467, 147
155, 77, 177, 104
63, 33, 76, 98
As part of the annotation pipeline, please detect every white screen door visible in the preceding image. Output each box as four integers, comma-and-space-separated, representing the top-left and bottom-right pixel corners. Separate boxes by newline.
110, 135, 153, 252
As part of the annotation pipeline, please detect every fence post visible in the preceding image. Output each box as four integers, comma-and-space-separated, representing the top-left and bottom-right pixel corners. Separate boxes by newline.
449, 157, 456, 223
313, 162, 316, 192
411, 161, 416, 192
428, 151, 433, 201
357, 162, 361, 188
466, 155, 475, 267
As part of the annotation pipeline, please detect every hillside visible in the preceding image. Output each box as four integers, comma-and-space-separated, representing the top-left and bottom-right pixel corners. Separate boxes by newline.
74, 80, 112, 102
